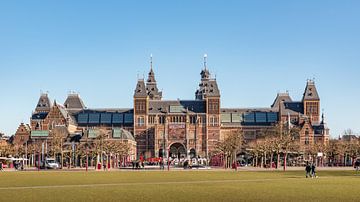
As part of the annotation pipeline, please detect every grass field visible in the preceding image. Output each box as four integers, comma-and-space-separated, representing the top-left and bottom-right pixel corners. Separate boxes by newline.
0, 170, 359, 202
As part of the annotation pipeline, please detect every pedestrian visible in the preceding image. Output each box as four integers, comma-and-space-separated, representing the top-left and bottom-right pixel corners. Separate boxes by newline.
305, 163, 311, 178
354, 160, 359, 174
311, 163, 317, 178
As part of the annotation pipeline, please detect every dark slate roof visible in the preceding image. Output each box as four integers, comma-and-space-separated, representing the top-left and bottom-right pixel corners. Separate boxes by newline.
302, 80, 320, 101
220, 108, 276, 113
147, 67, 156, 83
31, 112, 48, 120
79, 108, 133, 113
195, 79, 220, 99
146, 68, 162, 100
149, 100, 206, 114
64, 94, 85, 111
271, 93, 293, 109
271, 93, 304, 116
134, 79, 147, 98
35, 93, 52, 112
201, 68, 210, 80
313, 124, 326, 136
282, 101, 304, 115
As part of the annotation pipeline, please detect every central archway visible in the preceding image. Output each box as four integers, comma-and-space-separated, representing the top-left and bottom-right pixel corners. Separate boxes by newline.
169, 143, 186, 159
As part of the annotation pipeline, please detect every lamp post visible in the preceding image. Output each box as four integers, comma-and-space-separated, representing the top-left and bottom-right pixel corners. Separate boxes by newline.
86, 145, 88, 172
37, 151, 40, 171
167, 147, 170, 171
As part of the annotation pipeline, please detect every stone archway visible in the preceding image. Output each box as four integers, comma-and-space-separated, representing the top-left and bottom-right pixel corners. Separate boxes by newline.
169, 143, 186, 159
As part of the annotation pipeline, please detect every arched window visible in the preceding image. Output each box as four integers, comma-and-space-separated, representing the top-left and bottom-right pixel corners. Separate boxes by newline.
305, 129, 309, 145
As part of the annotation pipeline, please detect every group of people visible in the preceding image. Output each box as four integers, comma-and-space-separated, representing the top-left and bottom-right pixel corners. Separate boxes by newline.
305, 163, 317, 178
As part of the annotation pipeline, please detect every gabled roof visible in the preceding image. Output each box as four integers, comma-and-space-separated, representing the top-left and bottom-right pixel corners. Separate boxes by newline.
64, 93, 85, 111
35, 93, 52, 112
134, 79, 147, 98
302, 80, 320, 101
271, 93, 292, 109
195, 79, 220, 99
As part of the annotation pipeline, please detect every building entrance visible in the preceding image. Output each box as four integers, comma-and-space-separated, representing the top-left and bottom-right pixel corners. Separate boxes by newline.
169, 143, 186, 159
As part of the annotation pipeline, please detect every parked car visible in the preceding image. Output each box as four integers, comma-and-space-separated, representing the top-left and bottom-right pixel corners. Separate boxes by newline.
36, 158, 60, 169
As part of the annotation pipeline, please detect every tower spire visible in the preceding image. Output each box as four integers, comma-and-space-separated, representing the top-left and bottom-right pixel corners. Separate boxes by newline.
204, 53, 207, 70
150, 53, 153, 71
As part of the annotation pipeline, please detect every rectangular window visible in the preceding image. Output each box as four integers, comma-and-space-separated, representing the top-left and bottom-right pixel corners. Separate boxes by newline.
88, 113, 100, 124
190, 116, 197, 124
124, 114, 134, 123
112, 114, 123, 124
209, 116, 218, 126
137, 116, 145, 126
148, 116, 155, 124
243, 113, 255, 123
267, 112, 278, 123
255, 112, 267, 123
100, 113, 112, 124
221, 113, 231, 123
159, 116, 165, 124
77, 113, 88, 124
231, 113, 242, 123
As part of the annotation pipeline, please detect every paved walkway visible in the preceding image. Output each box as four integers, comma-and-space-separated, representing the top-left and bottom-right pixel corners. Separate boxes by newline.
1, 166, 356, 172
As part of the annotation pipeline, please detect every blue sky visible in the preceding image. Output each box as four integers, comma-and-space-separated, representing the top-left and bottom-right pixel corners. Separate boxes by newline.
0, 1, 359, 137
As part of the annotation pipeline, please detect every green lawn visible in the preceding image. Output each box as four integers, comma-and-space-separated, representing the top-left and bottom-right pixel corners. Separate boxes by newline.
0, 170, 359, 202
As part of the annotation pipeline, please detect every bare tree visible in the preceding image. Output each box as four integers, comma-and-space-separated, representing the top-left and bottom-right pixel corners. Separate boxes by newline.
214, 130, 243, 169
49, 126, 68, 168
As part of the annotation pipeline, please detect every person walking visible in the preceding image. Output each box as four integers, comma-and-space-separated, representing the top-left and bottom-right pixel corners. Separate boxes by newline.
311, 163, 317, 178
305, 163, 311, 178
354, 160, 359, 174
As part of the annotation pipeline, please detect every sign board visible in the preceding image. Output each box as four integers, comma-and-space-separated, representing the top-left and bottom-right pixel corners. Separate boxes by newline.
31, 130, 49, 137
317, 152, 323, 157
169, 105, 184, 113
168, 123, 185, 129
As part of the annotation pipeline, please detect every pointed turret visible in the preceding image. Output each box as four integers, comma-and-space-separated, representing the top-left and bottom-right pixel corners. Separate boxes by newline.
145, 55, 162, 100
195, 54, 220, 100
200, 54, 210, 81
302, 79, 320, 123
35, 93, 52, 113
134, 79, 147, 98
302, 79, 320, 101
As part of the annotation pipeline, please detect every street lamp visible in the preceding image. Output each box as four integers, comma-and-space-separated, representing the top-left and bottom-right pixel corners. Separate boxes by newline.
167, 147, 170, 171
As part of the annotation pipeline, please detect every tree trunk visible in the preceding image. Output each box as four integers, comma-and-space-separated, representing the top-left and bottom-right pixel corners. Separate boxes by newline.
264, 152, 267, 168
283, 152, 288, 171
270, 153, 274, 169
277, 153, 280, 169
61, 151, 63, 169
